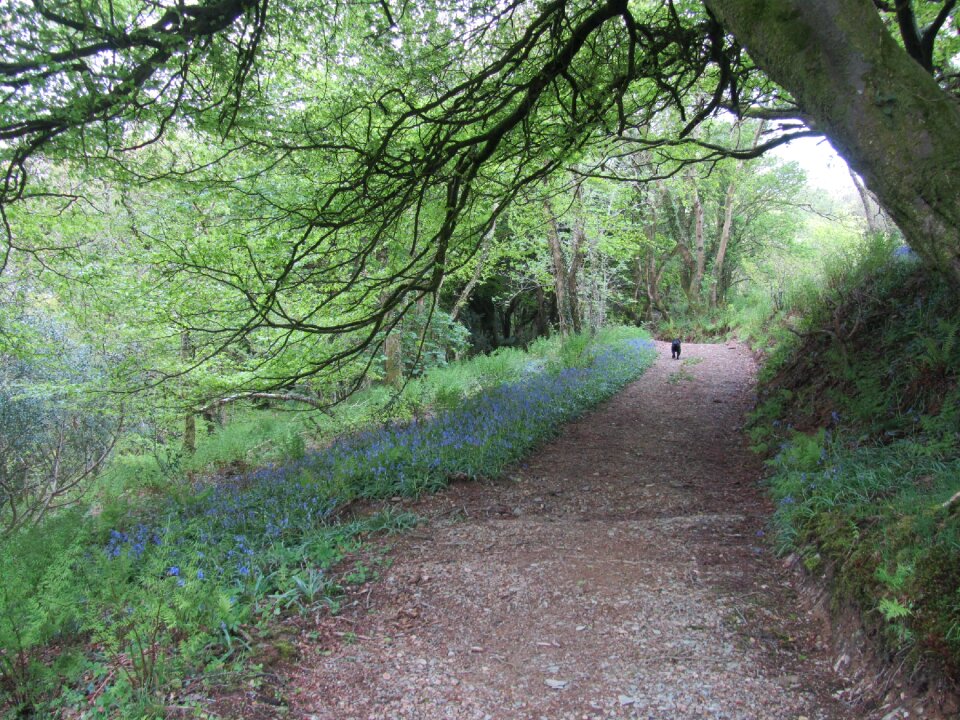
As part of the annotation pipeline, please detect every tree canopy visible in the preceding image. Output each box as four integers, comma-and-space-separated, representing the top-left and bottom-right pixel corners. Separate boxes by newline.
1, 0, 958, 399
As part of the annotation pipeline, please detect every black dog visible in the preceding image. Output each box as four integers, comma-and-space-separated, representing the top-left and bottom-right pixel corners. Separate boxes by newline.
671, 339, 681, 360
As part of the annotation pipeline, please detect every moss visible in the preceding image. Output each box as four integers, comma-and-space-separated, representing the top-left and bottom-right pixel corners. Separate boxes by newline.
756, 257, 960, 682
812, 511, 860, 558
252, 636, 300, 668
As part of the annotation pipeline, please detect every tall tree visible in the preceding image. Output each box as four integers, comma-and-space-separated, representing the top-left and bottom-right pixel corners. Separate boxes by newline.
704, 0, 960, 283
3, 0, 959, 400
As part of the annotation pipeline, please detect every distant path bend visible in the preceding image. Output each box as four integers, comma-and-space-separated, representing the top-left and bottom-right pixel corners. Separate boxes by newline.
250, 342, 857, 719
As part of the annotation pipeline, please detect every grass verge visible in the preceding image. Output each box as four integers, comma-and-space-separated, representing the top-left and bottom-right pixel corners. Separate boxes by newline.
0, 328, 654, 717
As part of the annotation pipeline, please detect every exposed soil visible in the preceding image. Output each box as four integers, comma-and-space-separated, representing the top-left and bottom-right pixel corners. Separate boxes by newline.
208, 341, 899, 719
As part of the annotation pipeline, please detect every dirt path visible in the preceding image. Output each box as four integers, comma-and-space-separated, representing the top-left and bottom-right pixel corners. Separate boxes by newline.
239, 341, 859, 719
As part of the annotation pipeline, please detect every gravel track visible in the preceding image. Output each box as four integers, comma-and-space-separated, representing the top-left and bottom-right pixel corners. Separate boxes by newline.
222, 341, 861, 719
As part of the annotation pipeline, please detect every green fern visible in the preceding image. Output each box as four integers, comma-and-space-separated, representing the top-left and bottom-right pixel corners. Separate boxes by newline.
876, 562, 913, 591
917, 318, 960, 372
878, 597, 913, 621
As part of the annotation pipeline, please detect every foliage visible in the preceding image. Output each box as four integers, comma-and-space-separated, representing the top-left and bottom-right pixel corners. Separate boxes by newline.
2, 0, 958, 707
4, 0, 879, 404
765, 431, 960, 670
94, 328, 612, 499
0, 511, 90, 713
657, 310, 730, 342
0, 314, 121, 535
724, 214, 872, 350
747, 247, 960, 680
0, 327, 653, 715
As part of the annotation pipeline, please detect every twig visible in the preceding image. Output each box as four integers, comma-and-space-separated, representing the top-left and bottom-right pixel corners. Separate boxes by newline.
941, 490, 960, 510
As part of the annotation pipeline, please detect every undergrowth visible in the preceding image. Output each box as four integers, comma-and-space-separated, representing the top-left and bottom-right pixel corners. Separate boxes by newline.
745, 239, 960, 682
96, 328, 625, 498
0, 328, 654, 717
656, 310, 730, 343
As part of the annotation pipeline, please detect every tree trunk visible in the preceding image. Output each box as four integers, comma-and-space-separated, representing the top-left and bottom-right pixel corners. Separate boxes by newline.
710, 122, 762, 309
451, 214, 496, 322
202, 408, 220, 435
644, 251, 658, 321
674, 239, 698, 303
710, 178, 737, 309
690, 181, 706, 305
202, 391, 332, 413
849, 168, 887, 235
705, 0, 960, 286
641, 199, 679, 323
180, 332, 196, 455
568, 188, 587, 334
661, 181, 699, 302
648, 244, 680, 320
376, 246, 403, 386
384, 332, 402, 386
502, 295, 516, 341
544, 199, 573, 335
534, 282, 550, 338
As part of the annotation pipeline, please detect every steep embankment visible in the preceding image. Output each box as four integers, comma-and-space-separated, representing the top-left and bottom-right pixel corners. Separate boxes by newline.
749, 258, 960, 715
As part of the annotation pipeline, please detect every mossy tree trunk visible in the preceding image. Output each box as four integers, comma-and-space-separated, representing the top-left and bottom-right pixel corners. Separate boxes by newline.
710, 177, 736, 310
544, 199, 573, 335
706, 0, 960, 286
180, 332, 196, 455
568, 210, 587, 335
690, 181, 706, 307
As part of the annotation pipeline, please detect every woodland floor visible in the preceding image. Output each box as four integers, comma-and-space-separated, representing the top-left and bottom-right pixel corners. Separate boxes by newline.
210, 341, 870, 720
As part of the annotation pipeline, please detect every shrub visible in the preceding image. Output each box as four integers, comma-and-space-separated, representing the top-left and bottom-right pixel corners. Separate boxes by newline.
0, 317, 121, 535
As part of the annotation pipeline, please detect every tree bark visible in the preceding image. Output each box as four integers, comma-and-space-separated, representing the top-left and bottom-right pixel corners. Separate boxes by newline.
705, 0, 960, 286
376, 246, 403, 386
643, 256, 658, 321
661, 181, 699, 302
690, 181, 706, 306
544, 198, 573, 335
180, 332, 196, 455
384, 332, 402, 386
201, 391, 332, 413
636, 184, 671, 321
641, 199, 679, 322
450, 218, 495, 322
710, 178, 736, 309
710, 121, 761, 309
849, 168, 887, 235
568, 186, 588, 334
534, 282, 550, 338
648, 244, 679, 320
